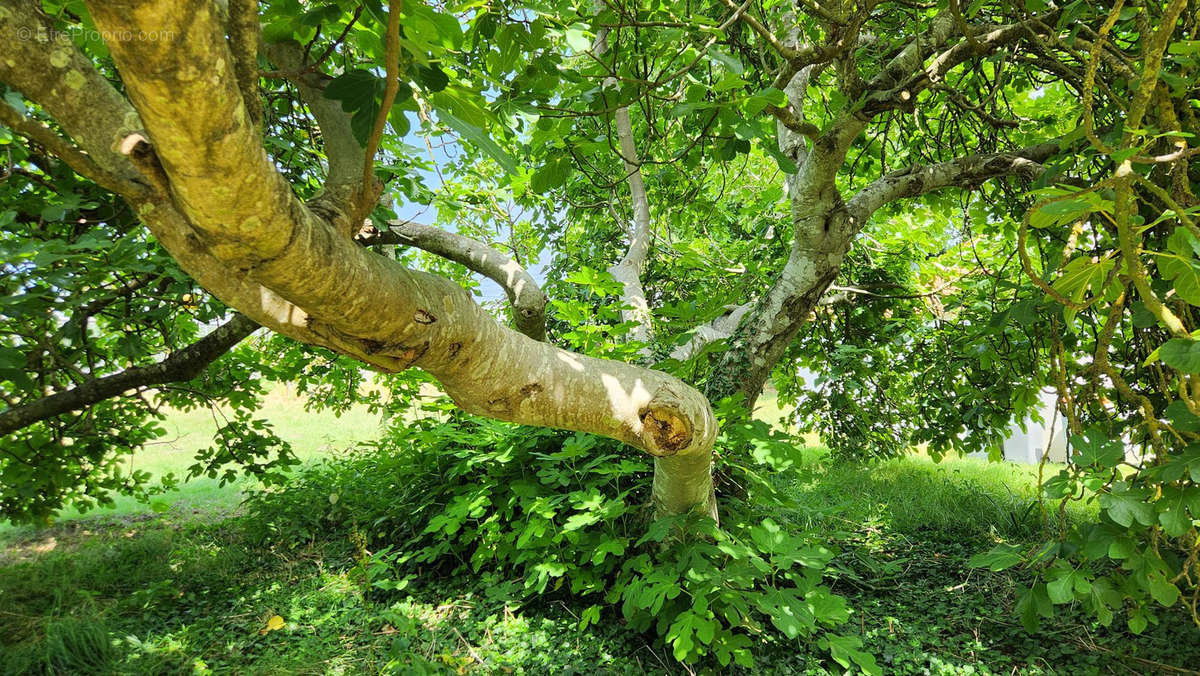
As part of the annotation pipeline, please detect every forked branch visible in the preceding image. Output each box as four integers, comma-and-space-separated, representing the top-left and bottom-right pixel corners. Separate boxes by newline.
362, 220, 547, 341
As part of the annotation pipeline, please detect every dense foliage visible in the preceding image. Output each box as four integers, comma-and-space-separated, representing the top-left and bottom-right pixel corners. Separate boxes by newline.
965, 0, 1200, 634
242, 402, 881, 670
1, 0, 1199, 665
0, 159, 300, 520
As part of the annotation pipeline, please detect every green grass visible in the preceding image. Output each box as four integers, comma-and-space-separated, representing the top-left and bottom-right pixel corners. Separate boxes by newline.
0, 521, 673, 674
3, 441, 1198, 673
2, 459, 1196, 674
780, 447, 1095, 538
2, 394, 1198, 673
0, 386, 382, 537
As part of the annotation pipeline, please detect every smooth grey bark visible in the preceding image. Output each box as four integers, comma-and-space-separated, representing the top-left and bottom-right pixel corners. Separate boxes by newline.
363, 219, 547, 341
704, 10, 1064, 408
706, 136, 1063, 408
670, 304, 751, 361
608, 105, 655, 347
267, 41, 549, 341
594, 13, 656, 350
262, 40, 375, 237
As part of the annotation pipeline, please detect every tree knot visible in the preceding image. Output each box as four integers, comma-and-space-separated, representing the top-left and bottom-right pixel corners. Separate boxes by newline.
639, 404, 693, 457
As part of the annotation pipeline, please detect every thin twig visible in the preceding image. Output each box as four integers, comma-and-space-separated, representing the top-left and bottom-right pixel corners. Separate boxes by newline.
362, 0, 403, 202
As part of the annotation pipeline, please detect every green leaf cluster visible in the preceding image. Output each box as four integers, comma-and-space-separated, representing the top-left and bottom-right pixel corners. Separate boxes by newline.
242, 403, 861, 670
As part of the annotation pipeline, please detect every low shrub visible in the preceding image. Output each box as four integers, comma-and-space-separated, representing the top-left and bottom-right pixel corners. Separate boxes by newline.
243, 405, 877, 671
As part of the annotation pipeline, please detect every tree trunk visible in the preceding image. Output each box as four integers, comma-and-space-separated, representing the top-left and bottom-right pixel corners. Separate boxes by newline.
607, 106, 655, 346
0, 0, 720, 520
705, 92, 866, 409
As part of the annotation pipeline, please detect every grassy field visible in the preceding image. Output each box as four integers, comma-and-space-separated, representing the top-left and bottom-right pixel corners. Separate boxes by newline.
784, 449, 1097, 535
0, 386, 383, 538
2, 391, 1198, 674
6, 388, 781, 535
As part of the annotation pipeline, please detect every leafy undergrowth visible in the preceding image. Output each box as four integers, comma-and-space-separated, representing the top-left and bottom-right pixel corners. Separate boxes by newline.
2, 437, 1198, 674
3, 511, 1196, 674
822, 529, 1200, 675
0, 520, 675, 674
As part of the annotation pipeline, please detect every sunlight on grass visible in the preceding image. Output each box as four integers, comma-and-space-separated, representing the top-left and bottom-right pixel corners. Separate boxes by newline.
1, 385, 383, 534
780, 445, 1096, 539
754, 388, 820, 444
154, 383, 382, 467
12, 385, 1066, 539
752, 389, 1091, 538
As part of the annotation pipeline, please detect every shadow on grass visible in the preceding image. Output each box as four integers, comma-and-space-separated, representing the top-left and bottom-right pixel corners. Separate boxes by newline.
0, 516, 680, 675
759, 449, 1200, 675
2, 450, 1197, 675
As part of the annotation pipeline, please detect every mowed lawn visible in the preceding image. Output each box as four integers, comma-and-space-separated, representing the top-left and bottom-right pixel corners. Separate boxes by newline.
5, 386, 795, 534
4, 390, 1199, 673
0, 385, 384, 536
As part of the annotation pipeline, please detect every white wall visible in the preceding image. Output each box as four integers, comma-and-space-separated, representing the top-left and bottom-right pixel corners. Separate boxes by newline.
999, 389, 1069, 464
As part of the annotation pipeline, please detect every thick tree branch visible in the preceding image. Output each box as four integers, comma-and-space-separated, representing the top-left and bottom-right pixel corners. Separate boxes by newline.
0, 0, 350, 356
0, 99, 143, 197
227, 0, 263, 129
776, 65, 822, 165
263, 41, 372, 238
362, 220, 547, 341
767, 104, 820, 138
861, 13, 1059, 116
708, 138, 1066, 406
81, 0, 716, 517
84, 1, 312, 267
0, 315, 259, 437
264, 42, 362, 187
846, 141, 1060, 221
608, 106, 655, 346
860, 12, 958, 100
0, 0, 148, 196
670, 304, 751, 361
0, 1, 302, 383
702, 13, 987, 405
594, 13, 654, 348
701, 53, 869, 406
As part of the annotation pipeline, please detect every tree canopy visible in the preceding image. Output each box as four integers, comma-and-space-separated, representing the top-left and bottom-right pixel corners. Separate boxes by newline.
1, 0, 1198, 652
